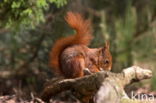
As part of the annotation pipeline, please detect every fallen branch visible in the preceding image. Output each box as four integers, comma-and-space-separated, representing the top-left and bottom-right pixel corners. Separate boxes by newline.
41, 66, 152, 103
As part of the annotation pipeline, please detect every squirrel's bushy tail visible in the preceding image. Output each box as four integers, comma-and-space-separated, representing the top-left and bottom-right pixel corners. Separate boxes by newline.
49, 12, 93, 75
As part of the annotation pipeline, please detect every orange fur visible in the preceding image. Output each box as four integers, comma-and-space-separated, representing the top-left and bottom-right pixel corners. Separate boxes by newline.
49, 12, 93, 75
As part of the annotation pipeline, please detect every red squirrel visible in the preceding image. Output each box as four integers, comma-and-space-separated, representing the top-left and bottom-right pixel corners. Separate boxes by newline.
49, 12, 112, 78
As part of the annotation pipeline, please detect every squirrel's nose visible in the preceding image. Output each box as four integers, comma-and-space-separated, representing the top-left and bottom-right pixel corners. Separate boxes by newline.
104, 59, 109, 64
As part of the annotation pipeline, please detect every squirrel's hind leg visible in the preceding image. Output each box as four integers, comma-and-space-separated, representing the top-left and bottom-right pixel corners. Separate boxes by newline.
61, 55, 86, 78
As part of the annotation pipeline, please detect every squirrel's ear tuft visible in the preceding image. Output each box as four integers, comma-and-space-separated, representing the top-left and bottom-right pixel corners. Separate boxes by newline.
104, 40, 110, 50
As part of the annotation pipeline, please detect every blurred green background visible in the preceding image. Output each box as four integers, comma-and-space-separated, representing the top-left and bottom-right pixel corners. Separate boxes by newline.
0, 0, 155, 98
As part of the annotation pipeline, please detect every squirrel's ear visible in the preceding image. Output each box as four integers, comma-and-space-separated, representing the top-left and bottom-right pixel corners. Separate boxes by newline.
104, 40, 110, 50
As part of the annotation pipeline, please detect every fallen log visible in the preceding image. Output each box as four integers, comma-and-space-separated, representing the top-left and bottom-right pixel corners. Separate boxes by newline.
41, 66, 152, 103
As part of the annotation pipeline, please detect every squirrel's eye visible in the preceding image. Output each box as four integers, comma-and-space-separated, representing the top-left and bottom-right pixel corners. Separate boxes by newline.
104, 60, 109, 64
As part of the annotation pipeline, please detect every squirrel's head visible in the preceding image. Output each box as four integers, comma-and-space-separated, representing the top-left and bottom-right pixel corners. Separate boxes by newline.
98, 41, 112, 71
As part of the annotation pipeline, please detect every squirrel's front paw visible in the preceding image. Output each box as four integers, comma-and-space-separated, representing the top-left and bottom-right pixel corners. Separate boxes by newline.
83, 68, 92, 75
